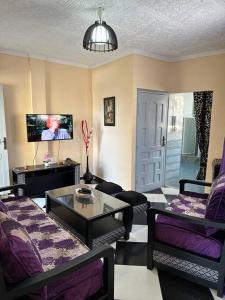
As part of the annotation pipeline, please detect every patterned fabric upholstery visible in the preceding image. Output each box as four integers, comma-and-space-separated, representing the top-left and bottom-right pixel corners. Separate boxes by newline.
3, 197, 103, 299
207, 172, 225, 205
166, 194, 207, 218
156, 194, 223, 259
205, 172, 225, 235
5, 197, 89, 271
0, 211, 46, 299
0, 199, 8, 214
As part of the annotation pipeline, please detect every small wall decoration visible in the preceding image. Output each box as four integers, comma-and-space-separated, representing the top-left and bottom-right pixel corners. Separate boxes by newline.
81, 120, 93, 183
104, 97, 115, 126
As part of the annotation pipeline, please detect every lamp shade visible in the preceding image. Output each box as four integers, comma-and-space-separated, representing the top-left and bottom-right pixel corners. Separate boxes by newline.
83, 20, 118, 52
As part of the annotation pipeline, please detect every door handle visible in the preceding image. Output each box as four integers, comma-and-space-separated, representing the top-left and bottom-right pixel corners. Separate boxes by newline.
161, 136, 166, 147
4, 137, 7, 150
0, 137, 7, 149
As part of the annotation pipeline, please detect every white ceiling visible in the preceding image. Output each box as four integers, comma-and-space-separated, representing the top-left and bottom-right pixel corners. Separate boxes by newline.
0, 0, 225, 67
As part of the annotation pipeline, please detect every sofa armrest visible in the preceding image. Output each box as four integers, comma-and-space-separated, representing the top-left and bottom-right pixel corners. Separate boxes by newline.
179, 179, 212, 194
2, 244, 115, 300
147, 207, 225, 230
0, 184, 25, 194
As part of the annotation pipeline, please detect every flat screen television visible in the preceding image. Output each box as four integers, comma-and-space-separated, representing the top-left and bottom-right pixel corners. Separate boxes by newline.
26, 114, 73, 142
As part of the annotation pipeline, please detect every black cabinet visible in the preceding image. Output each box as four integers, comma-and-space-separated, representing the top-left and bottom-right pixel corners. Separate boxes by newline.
12, 162, 80, 197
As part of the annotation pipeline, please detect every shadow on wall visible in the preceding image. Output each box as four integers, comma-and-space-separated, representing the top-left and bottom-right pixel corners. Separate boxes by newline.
4, 84, 30, 146
94, 120, 103, 178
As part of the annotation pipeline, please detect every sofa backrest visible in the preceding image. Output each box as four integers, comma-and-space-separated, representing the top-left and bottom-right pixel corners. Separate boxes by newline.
205, 172, 225, 235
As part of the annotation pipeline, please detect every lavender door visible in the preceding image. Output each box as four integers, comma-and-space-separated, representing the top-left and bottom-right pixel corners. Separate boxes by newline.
136, 90, 168, 192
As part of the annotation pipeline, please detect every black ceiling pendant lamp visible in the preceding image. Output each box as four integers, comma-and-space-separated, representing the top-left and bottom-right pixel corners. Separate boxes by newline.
83, 7, 118, 52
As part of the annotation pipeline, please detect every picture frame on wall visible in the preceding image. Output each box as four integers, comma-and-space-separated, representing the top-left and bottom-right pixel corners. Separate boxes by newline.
104, 97, 115, 126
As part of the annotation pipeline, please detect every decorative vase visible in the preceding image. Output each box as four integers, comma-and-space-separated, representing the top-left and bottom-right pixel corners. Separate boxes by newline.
83, 156, 93, 183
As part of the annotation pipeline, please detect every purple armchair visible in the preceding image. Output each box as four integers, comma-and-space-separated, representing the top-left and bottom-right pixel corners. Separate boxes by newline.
147, 174, 225, 298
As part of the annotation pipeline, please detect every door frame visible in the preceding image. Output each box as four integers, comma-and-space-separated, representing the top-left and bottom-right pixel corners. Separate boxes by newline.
135, 88, 169, 192
0, 85, 10, 188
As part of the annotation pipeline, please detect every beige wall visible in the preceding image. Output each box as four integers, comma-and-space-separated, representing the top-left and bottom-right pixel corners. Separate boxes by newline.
0, 53, 92, 175
0, 54, 33, 170
46, 62, 92, 172
92, 55, 134, 189
1, 51, 224, 187
92, 54, 171, 189
92, 53, 225, 188
133, 54, 171, 91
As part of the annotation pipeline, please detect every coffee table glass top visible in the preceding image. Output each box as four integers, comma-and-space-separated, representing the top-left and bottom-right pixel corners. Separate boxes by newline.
46, 184, 130, 220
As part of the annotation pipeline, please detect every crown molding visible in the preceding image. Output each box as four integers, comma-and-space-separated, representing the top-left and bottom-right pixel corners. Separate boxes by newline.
47, 57, 89, 69
90, 49, 174, 69
0, 48, 89, 69
89, 51, 134, 68
0, 47, 225, 70
131, 49, 174, 62
129, 48, 225, 62
172, 48, 225, 62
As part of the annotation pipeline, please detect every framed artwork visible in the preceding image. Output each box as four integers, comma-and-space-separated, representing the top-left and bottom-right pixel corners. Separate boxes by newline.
104, 97, 115, 126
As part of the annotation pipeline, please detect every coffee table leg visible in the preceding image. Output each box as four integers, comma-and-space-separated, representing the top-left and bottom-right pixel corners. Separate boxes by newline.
123, 206, 132, 240
46, 194, 51, 214
86, 221, 93, 248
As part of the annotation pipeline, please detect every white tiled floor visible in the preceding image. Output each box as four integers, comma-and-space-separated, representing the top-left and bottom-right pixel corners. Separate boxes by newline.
210, 289, 225, 300
32, 198, 45, 210
161, 187, 179, 195
128, 225, 148, 243
143, 193, 167, 203
115, 265, 162, 300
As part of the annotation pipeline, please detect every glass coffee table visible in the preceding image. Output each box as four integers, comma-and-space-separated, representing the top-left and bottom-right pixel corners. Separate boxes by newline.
46, 184, 131, 248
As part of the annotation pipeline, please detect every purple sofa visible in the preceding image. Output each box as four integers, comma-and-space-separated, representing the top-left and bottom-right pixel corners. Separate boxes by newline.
147, 174, 225, 298
0, 184, 114, 300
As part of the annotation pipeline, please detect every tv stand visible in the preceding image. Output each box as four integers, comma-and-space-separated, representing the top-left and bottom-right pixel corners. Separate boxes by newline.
12, 162, 80, 197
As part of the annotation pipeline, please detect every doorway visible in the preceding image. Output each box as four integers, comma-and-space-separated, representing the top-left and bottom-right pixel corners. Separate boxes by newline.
165, 93, 198, 188
135, 90, 213, 193
165, 92, 213, 192
0, 86, 10, 188
135, 89, 168, 192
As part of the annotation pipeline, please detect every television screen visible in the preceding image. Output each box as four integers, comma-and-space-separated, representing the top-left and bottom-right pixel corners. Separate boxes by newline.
26, 114, 73, 142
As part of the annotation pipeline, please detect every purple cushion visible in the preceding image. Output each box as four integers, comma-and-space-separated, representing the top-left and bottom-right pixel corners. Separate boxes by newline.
0, 199, 8, 214
155, 194, 223, 259
170, 194, 207, 217
208, 172, 225, 199
205, 172, 225, 235
0, 211, 46, 299
156, 215, 222, 259
219, 138, 225, 175
47, 260, 103, 300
